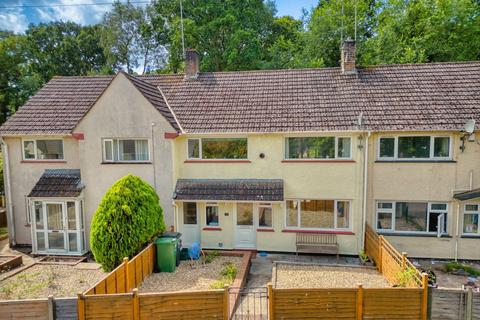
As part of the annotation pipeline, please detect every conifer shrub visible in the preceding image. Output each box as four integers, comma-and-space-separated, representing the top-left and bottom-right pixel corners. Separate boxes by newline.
90, 174, 166, 271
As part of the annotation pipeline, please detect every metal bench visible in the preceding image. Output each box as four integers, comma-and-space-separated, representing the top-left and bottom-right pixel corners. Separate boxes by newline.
296, 233, 339, 261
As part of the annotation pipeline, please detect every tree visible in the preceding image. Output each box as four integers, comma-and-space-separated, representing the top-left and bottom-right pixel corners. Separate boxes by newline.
90, 174, 166, 271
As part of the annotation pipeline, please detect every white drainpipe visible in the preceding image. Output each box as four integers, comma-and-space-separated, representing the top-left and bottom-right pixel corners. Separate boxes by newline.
361, 131, 371, 251
454, 201, 460, 261
1, 138, 16, 245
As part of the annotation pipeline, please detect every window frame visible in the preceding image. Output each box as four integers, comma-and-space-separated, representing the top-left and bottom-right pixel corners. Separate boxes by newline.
377, 135, 452, 161
205, 202, 220, 227
463, 204, 480, 236
284, 199, 352, 231
186, 137, 248, 160
22, 138, 65, 161
375, 200, 449, 235
258, 203, 273, 229
102, 138, 151, 163
284, 136, 353, 160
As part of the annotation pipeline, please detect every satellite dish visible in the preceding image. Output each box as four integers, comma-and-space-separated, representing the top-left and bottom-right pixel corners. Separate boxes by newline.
464, 119, 476, 134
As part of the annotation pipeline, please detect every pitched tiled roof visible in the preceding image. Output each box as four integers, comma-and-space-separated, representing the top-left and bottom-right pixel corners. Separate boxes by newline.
1, 61, 479, 135
146, 62, 480, 133
173, 179, 284, 201
28, 169, 84, 197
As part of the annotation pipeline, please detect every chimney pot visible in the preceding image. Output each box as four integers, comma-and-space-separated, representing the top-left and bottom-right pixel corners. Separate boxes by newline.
185, 49, 199, 79
341, 39, 356, 75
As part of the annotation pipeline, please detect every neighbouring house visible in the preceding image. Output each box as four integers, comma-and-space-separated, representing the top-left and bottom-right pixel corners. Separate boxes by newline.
1, 41, 479, 260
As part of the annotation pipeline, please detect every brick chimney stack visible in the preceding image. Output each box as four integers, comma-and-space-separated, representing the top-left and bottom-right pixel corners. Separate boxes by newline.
185, 49, 199, 79
341, 39, 356, 75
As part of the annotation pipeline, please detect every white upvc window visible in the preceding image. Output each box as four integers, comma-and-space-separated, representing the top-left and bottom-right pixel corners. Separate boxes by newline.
186, 137, 248, 160
377, 135, 451, 160
205, 203, 219, 227
284, 136, 352, 160
375, 201, 448, 235
463, 204, 480, 235
102, 138, 150, 162
285, 199, 351, 230
22, 139, 64, 160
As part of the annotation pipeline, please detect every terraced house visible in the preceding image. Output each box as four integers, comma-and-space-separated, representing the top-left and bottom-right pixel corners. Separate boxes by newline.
1, 41, 479, 260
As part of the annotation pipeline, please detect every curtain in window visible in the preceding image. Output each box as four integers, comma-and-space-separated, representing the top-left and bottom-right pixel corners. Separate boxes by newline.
135, 140, 148, 161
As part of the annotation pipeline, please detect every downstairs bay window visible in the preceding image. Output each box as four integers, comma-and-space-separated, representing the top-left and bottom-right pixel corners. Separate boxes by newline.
286, 199, 351, 230
376, 201, 448, 235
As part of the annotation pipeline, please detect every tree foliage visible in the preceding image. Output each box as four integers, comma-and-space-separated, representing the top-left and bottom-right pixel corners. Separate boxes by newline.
90, 174, 166, 272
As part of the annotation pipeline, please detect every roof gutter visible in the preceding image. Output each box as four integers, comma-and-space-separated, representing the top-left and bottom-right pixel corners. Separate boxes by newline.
1, 138, 16, 245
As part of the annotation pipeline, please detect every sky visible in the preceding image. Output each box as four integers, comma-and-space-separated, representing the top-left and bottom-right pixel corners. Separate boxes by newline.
0, 0, 319, 34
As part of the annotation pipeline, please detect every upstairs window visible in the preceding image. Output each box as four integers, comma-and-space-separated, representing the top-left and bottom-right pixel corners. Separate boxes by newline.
23, 139, 64, 160
285, 137, 352, 160
103, 139, 149, 162
187, 138, 248, 160
378, 136, 451, 160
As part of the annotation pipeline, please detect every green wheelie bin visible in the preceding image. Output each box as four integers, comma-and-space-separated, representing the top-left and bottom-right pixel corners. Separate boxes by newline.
154, 237, 176, 272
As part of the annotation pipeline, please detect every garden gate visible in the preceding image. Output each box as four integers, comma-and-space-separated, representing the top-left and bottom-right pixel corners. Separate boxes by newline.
229, 286, 269, 319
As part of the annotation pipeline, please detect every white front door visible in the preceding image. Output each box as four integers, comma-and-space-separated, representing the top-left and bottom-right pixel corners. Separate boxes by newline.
182, 202, 200, 247
235, 203, 256, 248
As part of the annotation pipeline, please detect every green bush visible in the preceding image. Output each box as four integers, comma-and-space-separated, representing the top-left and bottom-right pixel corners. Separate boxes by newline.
90, 174, 166, 271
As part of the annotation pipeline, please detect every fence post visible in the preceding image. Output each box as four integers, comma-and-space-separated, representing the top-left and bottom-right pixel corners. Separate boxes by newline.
133, 288, 140, 320
466, 287, 473, 320
378, 236, 383, 272
223, 286, 229, 320
401, 252, 408, 271
124, 257, 130, 292
47, 295, 54, 320
356, 284, 363, 320
421, 273, 429, 320
77, 293, 86, 320
268, 282, 274, 320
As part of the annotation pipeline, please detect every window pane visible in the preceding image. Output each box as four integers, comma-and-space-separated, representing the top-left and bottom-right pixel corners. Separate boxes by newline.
395, 202, 427, 232
69, 233, 78, 252
379, 138, 394, 158
206, 205, 219, 226
24, 141, 35, 159
34, 201, 44, 230
286, 137, 335, 159
336, 201, 350, 228
46, 203, 63, 230
202, 138, 247, 159
259, 207, 272, 228
428, 212, 447, 232
378, 202, 393, 209
463, 214, 479, 233
431, 203, 447, 211
36, 140, 63, 159
183, 202, 197, 224
118, 139, 148, 161
188, 139, 200, 159
237, 203, 253, 225
300, 200, 334, 229
465, 204, 479, 212
398, 137, 430, 158
48, 232, 65, 250
104, 140, 113, 161
337, 138, 351, 158
434, 137, 450, 158
67, 202, 76, 230
286, 200, 298, 227
377, 211, 392, 230
36, 232, 45, 251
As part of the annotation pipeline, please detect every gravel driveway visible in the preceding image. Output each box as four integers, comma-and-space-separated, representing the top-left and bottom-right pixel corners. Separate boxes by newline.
139, 256, 242, 293
275, 263, 390, 288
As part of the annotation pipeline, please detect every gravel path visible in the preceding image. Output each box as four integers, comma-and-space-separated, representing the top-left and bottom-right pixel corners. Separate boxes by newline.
275, 264, 390, 288
0, 264, 106, 300
139, 256, 242, 293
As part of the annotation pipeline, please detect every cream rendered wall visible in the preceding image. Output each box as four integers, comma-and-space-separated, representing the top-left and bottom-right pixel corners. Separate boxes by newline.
4, 136, 80, 245
173, 133, 365, 254
75, 74, 176, 250
367, 131, 480, 259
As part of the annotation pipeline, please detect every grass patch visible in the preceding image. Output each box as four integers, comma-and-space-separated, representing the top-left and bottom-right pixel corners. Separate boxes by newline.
210, 262, 238, 289
443, 261, 480, 276
0, 227, 7, 236
205, 250, 219, 264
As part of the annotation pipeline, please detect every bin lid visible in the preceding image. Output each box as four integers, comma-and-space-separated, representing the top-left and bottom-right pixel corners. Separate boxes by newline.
161, 232, 182, 239
155, 237, 175, 244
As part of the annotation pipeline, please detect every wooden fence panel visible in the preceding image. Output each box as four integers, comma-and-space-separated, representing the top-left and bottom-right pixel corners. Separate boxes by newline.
272, 288, 357, 319
0, 298, 49, 320
363, 288, 422, 319
82, 294, 133, 320
139, 290, 225, 320
473, 292, 480, 320
55, 297, 78, 320
430, 288, 465, 320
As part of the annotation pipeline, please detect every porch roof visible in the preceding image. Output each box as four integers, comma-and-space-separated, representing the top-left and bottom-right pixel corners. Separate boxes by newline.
173, 179, 284, 201
28, 169, 84, 198
453, 188, 480, 201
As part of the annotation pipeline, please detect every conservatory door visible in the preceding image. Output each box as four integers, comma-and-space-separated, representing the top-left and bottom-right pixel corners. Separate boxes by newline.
45, 202, 67, 252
